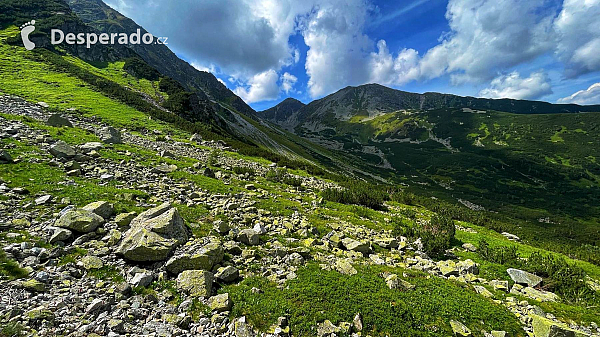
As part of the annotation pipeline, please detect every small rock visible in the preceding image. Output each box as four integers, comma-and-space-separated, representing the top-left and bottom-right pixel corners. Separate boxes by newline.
450, 320, 471, 336
176, 270, 213, 298
215, 265, 239, 283
115, 212, 136, 227
79, 256, 104, 270
35, 195, 53, 205
0, 150, 13, 163
86, 298, 106, 315
82, 201, 114, 219
46, 114, 73, 127
208, 293, 233, 312
130, 272, 153, 288
236, 229, 259, 246
49, 140, 76, 159
55, 209, 104, 233
97, 126, 122, 144
462, 243, 477, 252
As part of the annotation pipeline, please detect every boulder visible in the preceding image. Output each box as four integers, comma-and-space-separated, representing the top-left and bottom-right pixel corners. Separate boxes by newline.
82, 201, 114, 220
46, 114, 73, 127
152, 164, 178, 174
116, 203, 189, 262
79, 256, 104, 270
342, 238, 371, 255
166, 240, 223, 274
385, 274, 415, 291
317, 320, 341, 337
0, 150, 13, 163
79, 142, 104, 152
55, 209, 104, 233
530, 314, 588, 337
334, 259, 357, 276
507, 268, 542, 287
215, 266, 239, 283
208, 293, 233, 312
115, 212, 136, 227
176, 270, 213, 298
48, 227, 73, 244
130, 272, 153, 288
49, 140, 76, 159
236, 229, 259, 246
97, 126, 122, 144
213, 220, 230, 235
190, 133, 202, 142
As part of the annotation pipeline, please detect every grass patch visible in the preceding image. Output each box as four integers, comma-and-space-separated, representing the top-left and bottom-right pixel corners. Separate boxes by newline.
222, 264, 523, 337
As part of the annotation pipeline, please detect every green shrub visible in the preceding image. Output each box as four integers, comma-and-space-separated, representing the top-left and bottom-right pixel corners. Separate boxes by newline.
233, 166, 256, 176
123, 57, 160, 81
266, 168, 302, 187
0, 321, 26, 337
207, 149, 220, 166
478, 239, 519, 265
393, 215, 455, 258
322, 182, 386, 210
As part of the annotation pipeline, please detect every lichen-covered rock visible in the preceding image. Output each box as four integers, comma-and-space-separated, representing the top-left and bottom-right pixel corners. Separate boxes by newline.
215, 265, 239, 283
334, 259, 357, 276
22, 279, 46, 292
208, 293, 232, 312
507, 268, 542, 287
79, 256, 104, 270
166, 239, 223, 274
49, 140, 76, 159
342, 238, 371, 255
237, 228, 259, 246
176, 270, 213, 298
530, 314, 587, 337
48, 227, 73, 243
55, 209, 104, 233
82, 201, 114, 219
116, 203, 189, 262
115, 212, 136, 227
97, 126, 122, 144
450, 320, 472, 336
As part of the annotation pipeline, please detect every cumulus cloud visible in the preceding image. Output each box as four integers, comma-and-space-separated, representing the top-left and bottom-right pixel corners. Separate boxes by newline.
281, 72, 298, 94
233, 70, 280, 103
554, 0, 600, 78
558, 83, 600, 105
302, 0, 373, 97
105, 0, 297, 78
479, 71, 553, 100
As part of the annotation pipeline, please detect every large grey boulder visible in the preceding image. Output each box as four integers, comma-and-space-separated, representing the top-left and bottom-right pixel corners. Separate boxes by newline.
507, 268, 542, 287
54, 209, 104, 233
116, 203, 189, 262
97, 126, 122, 144
46, 114, 73, 127
49, 141, 76, 159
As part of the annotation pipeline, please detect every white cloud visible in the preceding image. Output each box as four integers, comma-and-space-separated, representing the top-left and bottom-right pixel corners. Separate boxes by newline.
558, 82, 600, 105
479, 71, 552, 100
234, 70, 280, 103
369, 40, 420, 86
302, 0, 373, 97
281, 72, 298, 94
419, 0, 556, 84
554, 0, 600, 78
191, 62, 217, 74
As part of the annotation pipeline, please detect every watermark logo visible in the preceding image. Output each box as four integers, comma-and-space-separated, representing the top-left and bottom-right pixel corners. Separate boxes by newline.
51, 28, 168, 48
20, 20, 36, 50
19, 20, 168, 50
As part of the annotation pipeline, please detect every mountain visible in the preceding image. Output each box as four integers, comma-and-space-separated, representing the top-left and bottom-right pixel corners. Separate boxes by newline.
261, 97, 305, 125
273, 84, 600, 133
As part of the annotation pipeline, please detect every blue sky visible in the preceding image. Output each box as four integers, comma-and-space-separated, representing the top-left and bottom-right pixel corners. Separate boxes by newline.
106, 0, 600, 111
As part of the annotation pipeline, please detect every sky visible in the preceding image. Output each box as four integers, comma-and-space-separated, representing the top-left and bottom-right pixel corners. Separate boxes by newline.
105, 0, 600, 111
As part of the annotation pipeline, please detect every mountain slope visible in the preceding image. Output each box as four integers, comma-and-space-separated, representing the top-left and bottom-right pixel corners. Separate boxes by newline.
65, 0, 254, 117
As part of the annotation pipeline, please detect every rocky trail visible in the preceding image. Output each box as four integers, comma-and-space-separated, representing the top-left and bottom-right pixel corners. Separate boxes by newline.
0, 94, 598, 337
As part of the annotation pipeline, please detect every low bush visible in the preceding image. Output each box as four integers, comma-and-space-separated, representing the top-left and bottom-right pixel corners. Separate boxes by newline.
322, 182, 386, 210
266, 168, 302, 187
233, 166, 256, 176
477, 240, 598, 304
393, 215, 455, 258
